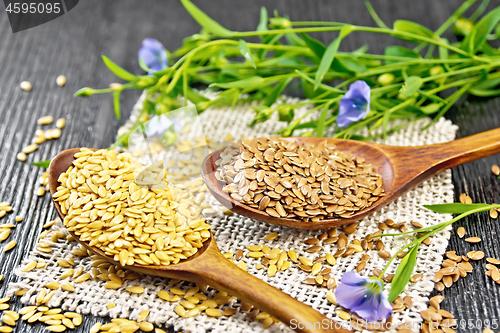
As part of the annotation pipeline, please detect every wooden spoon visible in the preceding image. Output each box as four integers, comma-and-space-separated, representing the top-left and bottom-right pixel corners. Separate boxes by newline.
202, 127, 500, 230
48, 148, 349, 333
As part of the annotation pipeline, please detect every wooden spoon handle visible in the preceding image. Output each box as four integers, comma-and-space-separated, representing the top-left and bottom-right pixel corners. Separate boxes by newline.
384, 126, 500, 190
194, 255, 351, 333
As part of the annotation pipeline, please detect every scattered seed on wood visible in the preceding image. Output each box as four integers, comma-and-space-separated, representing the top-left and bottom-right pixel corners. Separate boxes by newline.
489, 209, 498, 219
492, 165, 500, 176
467, 251, 485, 260
465, 237, 481, 243
487, 257, 500, 265
3, 241, 16, 252
16, 152, 26, 162
435, 282, 445, 292
23, 144, 38, 154
56, 118, 66, 129
56, 76, 67, 87
37, 116, 54, 125
20, 81, 32, 91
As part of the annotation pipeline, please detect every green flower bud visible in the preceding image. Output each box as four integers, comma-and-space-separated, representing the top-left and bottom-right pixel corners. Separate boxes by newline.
453, 17, 474, 36
135, 76, 157, 89
269, 17, 291, 29
278, 106, 294, 122
300, 131, 313, 137
74, 87, 95, 97
155, 103, 169, 115
429, 65, 444, 76
250, 107, 274, 126
377, 73, 395, 86
429, 65, 445, 84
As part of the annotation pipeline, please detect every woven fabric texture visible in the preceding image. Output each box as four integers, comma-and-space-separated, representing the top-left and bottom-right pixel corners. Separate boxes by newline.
9, 94, 457, 333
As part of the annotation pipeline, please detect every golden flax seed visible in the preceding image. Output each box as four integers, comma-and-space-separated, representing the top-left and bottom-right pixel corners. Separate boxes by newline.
16, 152, 26, 162
56, 76, 66, 87
20, 81, 32, 91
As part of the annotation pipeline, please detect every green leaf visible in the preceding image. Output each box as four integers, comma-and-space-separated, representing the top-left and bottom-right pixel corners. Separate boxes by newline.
315, 103, 331, 137
102, 56, 138, 82
285, 33, 306, 47
469, 0, 491, 22
138, 57, 151, 73
400, 76, 423, 98
264, 77, 292, 107
336, 56, 368, 73
461, 6, 500, 53
388, 244, 419, 302
471, 76, 500, 90
185, 86, 209, 106
314, 26, 353, 90
257, 7, 268, 32
469, 87, 500, 97
238, 40, 257, 69
393, 20, 437, 43
31, 160, 51, 169
257, 33, 283, 60
299, 32, 326, 60
384, 45, 421, 64
381, 107, 391, 142
419, 103, 442, 114
481, 42, 500, 56
180, 0, 235, 37
113, 90, 121, 120
423, 203, 493, 214
250, 105, 274, 126
364, 1, 388, 29
210, 76, 266, 90
74, 87, 95, 97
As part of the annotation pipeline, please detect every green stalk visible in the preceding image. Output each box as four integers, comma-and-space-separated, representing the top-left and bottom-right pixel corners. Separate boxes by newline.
377, 203, 500, 279
233, 25, 487, 61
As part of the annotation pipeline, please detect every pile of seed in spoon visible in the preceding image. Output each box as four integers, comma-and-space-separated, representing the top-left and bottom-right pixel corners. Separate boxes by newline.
215, 137, 384, 221
53, 148, 211, 266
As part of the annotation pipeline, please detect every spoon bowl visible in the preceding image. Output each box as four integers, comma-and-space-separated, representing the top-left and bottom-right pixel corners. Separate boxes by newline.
48, 148, 348, 333
202, 128, 500, 230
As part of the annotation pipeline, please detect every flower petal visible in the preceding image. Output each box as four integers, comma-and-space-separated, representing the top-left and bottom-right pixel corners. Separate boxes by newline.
336, 80, 371, 128
335, 272, 393, 322
138, 38, 169, 73
142, 38, 166, 53
351, 293, 382, 322
335, 283, 367, 309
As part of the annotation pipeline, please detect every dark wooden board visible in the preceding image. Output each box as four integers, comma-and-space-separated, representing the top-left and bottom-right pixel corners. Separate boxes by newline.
0, 1, 498, 332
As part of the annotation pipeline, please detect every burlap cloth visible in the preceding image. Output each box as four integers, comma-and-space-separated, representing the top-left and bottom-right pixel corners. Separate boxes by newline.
9, 93, 457, 332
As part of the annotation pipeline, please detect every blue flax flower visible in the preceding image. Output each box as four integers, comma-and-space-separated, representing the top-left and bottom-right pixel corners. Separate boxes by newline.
335, 271, 392, 322
337, 80, 371, 127
138, 38, 169, 74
